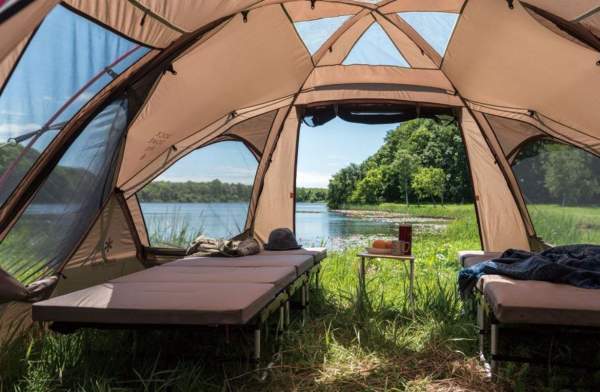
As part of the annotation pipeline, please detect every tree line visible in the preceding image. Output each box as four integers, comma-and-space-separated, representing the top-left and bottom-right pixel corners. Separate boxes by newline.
326, 117, 600, 208
327, 117, 471, 208
138, 180, 328, 203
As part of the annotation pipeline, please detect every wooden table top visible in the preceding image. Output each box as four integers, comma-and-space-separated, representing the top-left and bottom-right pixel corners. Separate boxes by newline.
358, 252, 414, 260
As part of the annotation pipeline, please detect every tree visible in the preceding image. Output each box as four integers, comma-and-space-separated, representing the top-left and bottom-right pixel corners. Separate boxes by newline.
412, 167, 446, 205
391, 149, 420, 205
542, 144, 599, 206
350, 167, 385, 204
327, 163, 363, 208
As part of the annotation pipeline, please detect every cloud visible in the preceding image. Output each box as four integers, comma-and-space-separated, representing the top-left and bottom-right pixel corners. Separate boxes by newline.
0, 109, 25, 117
297, 171, 331, 188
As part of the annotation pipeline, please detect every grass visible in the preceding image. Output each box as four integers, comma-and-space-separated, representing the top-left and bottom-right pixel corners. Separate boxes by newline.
2, 203, 600, 390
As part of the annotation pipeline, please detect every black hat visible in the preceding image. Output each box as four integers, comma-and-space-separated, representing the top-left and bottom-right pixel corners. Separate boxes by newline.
264, 228, 301, 251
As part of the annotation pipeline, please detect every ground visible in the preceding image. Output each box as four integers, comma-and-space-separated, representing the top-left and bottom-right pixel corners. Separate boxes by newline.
1, 203, 599, 391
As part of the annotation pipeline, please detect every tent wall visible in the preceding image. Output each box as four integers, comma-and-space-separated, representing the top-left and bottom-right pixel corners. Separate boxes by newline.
252, 109, 300, 243
443, 0, 600, 149
117, 5, 313, 187
53, 195, 144, 296
460, 108, 530, 252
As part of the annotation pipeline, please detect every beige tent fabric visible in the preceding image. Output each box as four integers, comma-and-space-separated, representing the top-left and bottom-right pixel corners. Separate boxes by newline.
296, 88, 463, 106
0, 0, 57, 70
253, 110, 300, 243
466, 101, 600, 155
484, 114, 545, 158
443, 0, 600, 147
62, 196, 139, 271
284, 1, 361, 21
473, 110, 535, 236
460, 108, 530, 252
0, 302, 32, 347
313, 9, 371, 63
387, 13, 442, 66
375, 13, 437, 69
120, 97, 293, 196
317, 14, 373, 66
135, 0, 259, 32
0, 33, 30, 91
119, 6, 313, 186
53, 196, 143, 296
524, 7, 596, 51
379, 0, 464, 14
64, 0, 183, 48
225, 110, 278, 154
521, 1, 599, 21
245, 108, 291, 231
303, 65, 454, 92
126, 195, 150, 247
581, 12, 600, 36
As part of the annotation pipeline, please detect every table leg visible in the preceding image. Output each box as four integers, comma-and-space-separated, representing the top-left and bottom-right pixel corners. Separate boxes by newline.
409, 258, 414, 307
359, 256, 366, 298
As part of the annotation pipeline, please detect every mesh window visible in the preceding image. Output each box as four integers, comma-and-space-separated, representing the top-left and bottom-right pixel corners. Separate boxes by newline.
293, 15, 351, 55
0, 5, 147, 208
397, 12, 458, 56
512, 139, 600, 245
0, 99, 129, 284
343, 22, 409, 67
137, 141, 259, 248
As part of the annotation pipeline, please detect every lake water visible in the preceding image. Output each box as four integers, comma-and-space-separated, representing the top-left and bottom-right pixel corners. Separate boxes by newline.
140, 202, 404, 249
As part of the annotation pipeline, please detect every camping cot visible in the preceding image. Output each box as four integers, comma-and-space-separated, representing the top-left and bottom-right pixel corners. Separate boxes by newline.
458, 251, 600, 376
32, 248, 327, 362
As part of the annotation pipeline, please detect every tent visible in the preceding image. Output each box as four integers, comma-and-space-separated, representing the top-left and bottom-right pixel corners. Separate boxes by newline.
0, 0, 599, 337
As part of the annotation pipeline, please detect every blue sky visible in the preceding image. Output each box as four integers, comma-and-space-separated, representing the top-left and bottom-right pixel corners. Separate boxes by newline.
0, 6, 458, 188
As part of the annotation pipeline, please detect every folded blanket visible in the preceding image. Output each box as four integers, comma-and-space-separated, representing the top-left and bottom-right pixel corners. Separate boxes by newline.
187, 236, 260, 257
458, 245, 600, 298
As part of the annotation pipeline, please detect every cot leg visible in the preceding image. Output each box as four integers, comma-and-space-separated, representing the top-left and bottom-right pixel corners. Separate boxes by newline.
306, 278, 310, 304
285, 300, 290, 327
254, 327, 261, 365
316, 269, 320, 290
409, 258, 415, 308
301, 284, 307, 324
491, 323, 499, 378
278, 306, 285, 334
477, 296, 486, 356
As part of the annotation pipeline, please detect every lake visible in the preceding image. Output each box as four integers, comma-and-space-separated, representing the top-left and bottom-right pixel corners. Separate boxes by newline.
140, 202, 450, 249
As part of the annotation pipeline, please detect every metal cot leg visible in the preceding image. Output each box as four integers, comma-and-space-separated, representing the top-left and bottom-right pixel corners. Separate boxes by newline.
254, 327, 261, 365
285, 300, 290, 327
491, 323, 499, 377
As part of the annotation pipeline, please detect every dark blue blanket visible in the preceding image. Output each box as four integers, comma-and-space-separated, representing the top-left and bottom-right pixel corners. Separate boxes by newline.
458, 245, 600, 298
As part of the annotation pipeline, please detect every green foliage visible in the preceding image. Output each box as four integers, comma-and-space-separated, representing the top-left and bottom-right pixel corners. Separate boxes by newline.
350, 167, 385, 204
327, 118, 470, 207
139, 180, 326, 203
412, 167, 446, 204
327, 163, 362, 208
295, 187, 328, 203
542, 144, 599, 206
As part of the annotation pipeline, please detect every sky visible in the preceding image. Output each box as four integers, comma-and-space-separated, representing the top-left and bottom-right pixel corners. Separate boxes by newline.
0, 5, 458, 188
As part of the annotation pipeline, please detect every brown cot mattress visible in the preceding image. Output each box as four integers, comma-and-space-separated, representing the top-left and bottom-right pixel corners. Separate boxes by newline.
32, 281, 277, 325
112, 265, 297, 292
478, 275, 600, 327
259, 247, 327, 263
168, 254, 314, 275
458, 250, 502, 268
